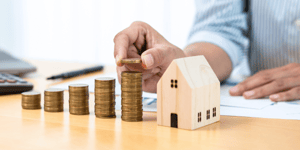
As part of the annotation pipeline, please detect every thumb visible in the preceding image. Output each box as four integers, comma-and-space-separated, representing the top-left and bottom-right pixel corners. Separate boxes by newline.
141, 47, 167, 69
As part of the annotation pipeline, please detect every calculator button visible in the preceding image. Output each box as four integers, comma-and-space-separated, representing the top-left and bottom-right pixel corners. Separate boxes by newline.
7, 79, 17, 83
0, 79, 5, 83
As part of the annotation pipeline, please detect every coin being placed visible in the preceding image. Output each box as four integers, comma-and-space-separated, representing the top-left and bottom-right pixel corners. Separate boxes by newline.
120, 58, 142, 64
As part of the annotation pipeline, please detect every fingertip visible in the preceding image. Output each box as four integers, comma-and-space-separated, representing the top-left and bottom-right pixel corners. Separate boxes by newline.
116, 55, 123, 66
229, 86, 239, 96
141, 54, 154, 69
269, 94, 279, 102
243, 91, 255, 99
243, 95, 250, 99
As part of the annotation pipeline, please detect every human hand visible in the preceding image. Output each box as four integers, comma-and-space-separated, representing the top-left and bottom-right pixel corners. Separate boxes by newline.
114, 21, 186, 93
229, 63, 300, 102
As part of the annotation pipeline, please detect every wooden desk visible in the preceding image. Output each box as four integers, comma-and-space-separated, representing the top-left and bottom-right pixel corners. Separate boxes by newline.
0, 60, 299, 150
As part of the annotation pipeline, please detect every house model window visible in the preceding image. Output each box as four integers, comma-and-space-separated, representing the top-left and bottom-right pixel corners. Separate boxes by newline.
213, 107, 216, 117
171, 79, 178, 88
206, 110, 210, 120
198, 112, 201, 122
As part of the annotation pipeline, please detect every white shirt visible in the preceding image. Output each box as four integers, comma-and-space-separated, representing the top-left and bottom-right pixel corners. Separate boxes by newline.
188, 0, 300, 74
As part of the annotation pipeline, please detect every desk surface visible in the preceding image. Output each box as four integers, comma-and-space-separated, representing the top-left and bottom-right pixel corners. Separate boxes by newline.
0, 60, 299, 150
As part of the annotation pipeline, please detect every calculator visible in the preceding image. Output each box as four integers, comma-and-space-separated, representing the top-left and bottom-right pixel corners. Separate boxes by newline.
0, 73, 33, 95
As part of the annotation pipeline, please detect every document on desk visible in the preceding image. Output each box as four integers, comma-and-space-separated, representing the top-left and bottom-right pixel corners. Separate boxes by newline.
51, 73, 300, 120
220, 96, 274, 109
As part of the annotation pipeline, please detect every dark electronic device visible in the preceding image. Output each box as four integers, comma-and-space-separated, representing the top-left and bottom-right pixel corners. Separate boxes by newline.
0, 50, 36, 95
0, 50, 37, 75
0, 73, 33, 95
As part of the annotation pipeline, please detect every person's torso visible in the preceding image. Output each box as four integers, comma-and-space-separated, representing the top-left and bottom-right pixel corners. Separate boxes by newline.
249, 0, 300, 74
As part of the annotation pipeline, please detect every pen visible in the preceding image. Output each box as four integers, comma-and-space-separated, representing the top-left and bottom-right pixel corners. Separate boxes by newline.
47, 65, 104, 80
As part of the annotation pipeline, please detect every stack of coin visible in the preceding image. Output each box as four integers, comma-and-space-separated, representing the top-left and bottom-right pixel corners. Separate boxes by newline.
121, 71, 143, 122
94, 77, 116, 118
21, 91, 41, 109
69, 84, 89, 115
44, 88, 64, 112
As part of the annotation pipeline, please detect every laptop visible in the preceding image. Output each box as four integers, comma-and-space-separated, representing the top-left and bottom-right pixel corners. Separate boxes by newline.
0, 50, 36, 76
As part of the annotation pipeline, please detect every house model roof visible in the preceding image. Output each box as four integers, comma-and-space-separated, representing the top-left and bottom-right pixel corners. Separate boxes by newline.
174, 55, 219, 89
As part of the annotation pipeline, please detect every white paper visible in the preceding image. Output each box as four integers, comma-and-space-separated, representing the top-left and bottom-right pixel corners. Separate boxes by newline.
220, 102, 300, 120
220, 96, 274, 109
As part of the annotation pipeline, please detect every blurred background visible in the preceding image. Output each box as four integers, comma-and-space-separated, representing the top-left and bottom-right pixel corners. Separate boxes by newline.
0, 0, 195, 65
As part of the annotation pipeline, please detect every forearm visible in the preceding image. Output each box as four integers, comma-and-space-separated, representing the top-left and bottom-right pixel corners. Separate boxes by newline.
183, 42, 233, 81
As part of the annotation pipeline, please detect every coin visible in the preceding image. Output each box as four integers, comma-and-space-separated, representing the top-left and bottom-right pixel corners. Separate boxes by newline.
69, 84, 89, 88
44, 88, 64, 96
120, 58, 142, 64
22, 91, 41, 96
120, 117, 143, 122
22, 105, 42, 110
44, 107, 63, 112
22, 99, 41, 103
44, 102, 63, 107
69, 109, 89, 115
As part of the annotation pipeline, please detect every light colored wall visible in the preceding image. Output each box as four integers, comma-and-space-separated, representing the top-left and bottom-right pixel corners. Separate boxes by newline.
0, 0, 195, 64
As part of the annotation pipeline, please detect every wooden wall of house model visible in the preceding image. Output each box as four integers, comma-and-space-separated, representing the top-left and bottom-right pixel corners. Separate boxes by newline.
157, 55, 220, 130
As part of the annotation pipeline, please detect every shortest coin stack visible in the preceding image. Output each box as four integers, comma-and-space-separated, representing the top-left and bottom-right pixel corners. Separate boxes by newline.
69, 84, 89, 115
21, 91, 41, 109
44, 88, 64, 112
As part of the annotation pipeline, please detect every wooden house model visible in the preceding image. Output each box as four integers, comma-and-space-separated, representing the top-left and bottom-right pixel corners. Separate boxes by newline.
157, 55, 220, 130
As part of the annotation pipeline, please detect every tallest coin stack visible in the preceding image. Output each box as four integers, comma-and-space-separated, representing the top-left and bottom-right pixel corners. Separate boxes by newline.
121, 71, 143, 122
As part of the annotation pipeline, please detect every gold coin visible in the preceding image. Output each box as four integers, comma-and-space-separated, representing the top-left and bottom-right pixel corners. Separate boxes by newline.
22, 103, 41, 109
69, 92, 89, 96
95, 105, 115, 109
121, 117, 143, 122
69, 111, 89, 115
22, 99, 41, 103
22, 91, 41, 96
96, 115, 116, 118
121, 113, 143, 117
121, 71, 142, 75
69, 106, 89, 110
44, 107, 63, 112
44, 102, 64, 107
69, 104, 89, 107
44, 88, 64, 96
121, 100, 143, 104
69, 95, 89, 99
22, 103, 41, 107
94, 89, 115, 93
44, 97, 63, 101
120, 58, 142, 64
22, 106, 42, 110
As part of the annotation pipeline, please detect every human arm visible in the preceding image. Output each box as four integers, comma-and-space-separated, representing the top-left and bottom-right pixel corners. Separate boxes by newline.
113, 0, 248, 93
184, 0, 248, 81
